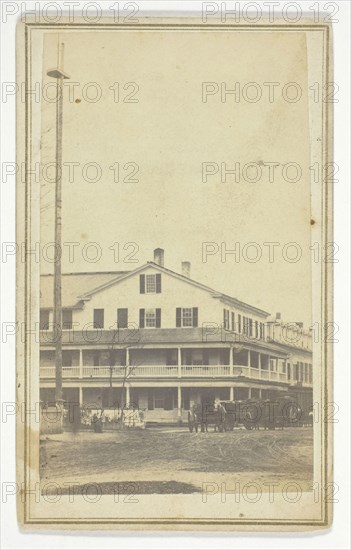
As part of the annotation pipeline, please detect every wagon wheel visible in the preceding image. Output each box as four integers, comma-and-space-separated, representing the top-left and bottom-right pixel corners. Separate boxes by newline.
243, 410, 255, 430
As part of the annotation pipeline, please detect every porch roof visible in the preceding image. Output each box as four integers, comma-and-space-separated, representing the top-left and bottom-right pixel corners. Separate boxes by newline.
39, 328, 305, 357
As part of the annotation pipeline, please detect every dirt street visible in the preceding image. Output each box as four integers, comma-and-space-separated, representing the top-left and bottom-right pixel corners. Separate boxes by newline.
40, 427, 313, 494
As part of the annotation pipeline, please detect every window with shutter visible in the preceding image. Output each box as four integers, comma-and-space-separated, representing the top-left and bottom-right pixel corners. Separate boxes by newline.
176, 307, 198, 327
140, 273, 162, 293
223, 309, 230, 330
139, 309, 145, 328
143, 308, 160, 328
243, 316, 248, 334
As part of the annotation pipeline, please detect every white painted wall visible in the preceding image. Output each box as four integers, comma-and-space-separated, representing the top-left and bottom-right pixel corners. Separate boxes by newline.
70, 266, 224, 330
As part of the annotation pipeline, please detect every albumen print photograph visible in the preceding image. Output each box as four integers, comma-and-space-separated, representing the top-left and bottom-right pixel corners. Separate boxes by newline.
16, 16, 332, 530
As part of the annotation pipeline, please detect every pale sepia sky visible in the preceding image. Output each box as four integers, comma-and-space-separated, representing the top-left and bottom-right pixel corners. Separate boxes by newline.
40, 29, 312, 325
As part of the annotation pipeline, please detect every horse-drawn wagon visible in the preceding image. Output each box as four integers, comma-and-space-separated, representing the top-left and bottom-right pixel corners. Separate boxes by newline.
221, 395, 302, 430
188, 395, 303, 432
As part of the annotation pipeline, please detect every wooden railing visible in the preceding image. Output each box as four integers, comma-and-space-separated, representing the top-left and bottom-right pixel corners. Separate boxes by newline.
39, 364, 312, 386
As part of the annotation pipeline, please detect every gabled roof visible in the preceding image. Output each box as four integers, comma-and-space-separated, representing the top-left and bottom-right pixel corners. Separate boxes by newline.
40, 262, 270, 317
77, 261, 270, 317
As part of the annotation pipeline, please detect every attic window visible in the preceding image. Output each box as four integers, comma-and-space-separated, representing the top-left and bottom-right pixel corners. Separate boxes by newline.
140, 273, 161, 293
146, 274, 156, 293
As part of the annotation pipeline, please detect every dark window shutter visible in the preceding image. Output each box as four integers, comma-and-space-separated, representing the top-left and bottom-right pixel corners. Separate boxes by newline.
231, 312, 235, 331
139, 309, 145, 328
203, 349, 209, 365
62, 309, 73, 330
140, 274, 145, 294
192, 307, 198, 327
40, 310, 50, 330
176, 308, 181, 327
156, 273, 161, 293
148, 389, 154, 410
156, 308, 161, 328
117, 308, 128, 329
94, 309, 104, 329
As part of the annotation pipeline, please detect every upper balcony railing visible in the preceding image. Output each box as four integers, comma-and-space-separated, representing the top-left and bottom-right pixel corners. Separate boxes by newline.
39, 364, 312, 386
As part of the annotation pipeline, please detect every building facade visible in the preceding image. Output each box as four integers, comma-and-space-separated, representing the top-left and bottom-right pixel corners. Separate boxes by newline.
39, 249, 313, 423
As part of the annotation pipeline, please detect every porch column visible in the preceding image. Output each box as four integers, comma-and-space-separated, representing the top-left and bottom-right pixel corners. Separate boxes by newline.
248, 388, 252, 399
230, 346, 234, 376
259, 388, 262, 399
230, 386, 234, 400
247, 350, 251, 370
78, 386, 83, 406
284, 359, 287, 381
258, 352, 261, 379
177, 386, 182, 420
79, 349, 83, 378
177, 347, 182, 378
125, 384, 130, 406
126, 347, 130, 380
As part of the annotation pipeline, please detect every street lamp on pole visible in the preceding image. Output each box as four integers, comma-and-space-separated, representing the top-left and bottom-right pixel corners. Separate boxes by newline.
47, 42, 70, 407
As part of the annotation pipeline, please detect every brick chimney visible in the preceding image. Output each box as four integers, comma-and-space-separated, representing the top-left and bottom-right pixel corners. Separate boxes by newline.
181, 261, 191, 278
276, 312, 281, 321
153, 248, 164, 267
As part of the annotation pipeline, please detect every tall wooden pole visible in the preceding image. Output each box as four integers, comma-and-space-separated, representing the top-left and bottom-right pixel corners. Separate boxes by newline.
47, 42, 70, 405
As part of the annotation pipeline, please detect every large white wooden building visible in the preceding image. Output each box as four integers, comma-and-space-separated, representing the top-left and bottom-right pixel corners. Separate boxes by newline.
39, 249, 313, 423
